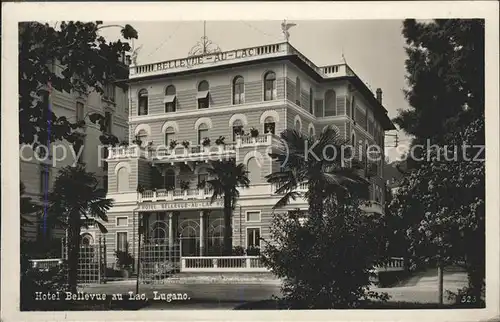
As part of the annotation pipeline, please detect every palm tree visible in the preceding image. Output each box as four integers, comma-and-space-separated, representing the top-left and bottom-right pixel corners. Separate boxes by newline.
46, 165, 113, 292
266, 126, 369, 224
207, 160, 250, 255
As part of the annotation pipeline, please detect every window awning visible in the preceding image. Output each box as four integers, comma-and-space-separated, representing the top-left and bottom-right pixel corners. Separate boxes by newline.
196, 91, 209, 99
163, 95, 176, 103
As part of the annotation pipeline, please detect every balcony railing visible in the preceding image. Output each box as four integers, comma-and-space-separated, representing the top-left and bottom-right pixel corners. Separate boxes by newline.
106, 145, 149, 160
374, 257, 405, 272
180, 256, 268, 272
140, 187, 215, 202
154, 143, 237, 162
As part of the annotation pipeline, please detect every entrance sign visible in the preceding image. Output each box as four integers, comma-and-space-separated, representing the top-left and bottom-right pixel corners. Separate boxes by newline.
138, 200, 223, 212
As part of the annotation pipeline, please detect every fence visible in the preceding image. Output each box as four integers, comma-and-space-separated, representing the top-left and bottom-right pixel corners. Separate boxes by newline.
139, 238, 181, 284
61, 236, 107, 285
374, 257, 405, 272
181, 256, 268, 272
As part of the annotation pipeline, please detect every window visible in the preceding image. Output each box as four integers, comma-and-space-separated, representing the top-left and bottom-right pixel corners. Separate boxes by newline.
76, 102, 84, 122
264, 71, 276, 101
294, 119, 301, 132
324, 90, 337, 117
314, 99, 323, 117
81, 233, 94, 245
138, 89, 148, 115
232, 119, 244, 141
264, 116, 275, 134
247, 228, 261, 248
246, 211, 261, 222
104, 111, 112, 134
104, 83, 115, 101
351, 96, 356, 121
117, 167, 130, 192
136, 129, 148, 147
164, 126, 175, 146
103, 175, 108, 192
164, 169, 176, 190
309, 88, 313, 114
233, 76, 245, 104
116, 232, 128, 252
197, 80, 210, 109
295, 77, 301, 106
197, 123, 209, 145
198, 172, 208, 187
116, 217, 128, 227
247, 157, 261, 183
164, 85, 177, 113
40, 168, 51, 195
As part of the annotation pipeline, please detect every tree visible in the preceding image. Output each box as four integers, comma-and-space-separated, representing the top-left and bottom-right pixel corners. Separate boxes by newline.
261, 197, 389, 309
391, 19, 485, 301
207, 160, 250, 255
389, 117, 485, 300
19, 21, 138, 150
20, 182, 41, 236
45, 165, 113, 292
266, 126, 370, 225
394, 19, 484, 146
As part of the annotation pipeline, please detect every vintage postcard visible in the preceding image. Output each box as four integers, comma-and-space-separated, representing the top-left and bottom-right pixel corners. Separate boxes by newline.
1, 1, 499, 321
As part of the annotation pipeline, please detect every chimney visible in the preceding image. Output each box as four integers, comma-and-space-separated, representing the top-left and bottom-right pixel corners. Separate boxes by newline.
376, 88, 382, 104
121, 51, 126, 64
125, 55, 131, 66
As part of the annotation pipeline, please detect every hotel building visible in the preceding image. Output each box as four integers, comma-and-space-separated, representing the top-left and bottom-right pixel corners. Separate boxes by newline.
94, 42, 395, 264
20, 59, 130, 240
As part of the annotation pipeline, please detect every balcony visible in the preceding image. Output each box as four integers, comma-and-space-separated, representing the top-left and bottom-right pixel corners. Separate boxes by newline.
106, 145, 150, 160
140, 187, 216, 202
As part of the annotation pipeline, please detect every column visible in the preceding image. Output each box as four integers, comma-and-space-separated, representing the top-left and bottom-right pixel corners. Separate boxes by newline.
168, 212, 174, 249
199, 210, 205, 256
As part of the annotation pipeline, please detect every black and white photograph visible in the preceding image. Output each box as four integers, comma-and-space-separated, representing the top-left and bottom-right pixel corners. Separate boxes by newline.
2, 2, 499, 321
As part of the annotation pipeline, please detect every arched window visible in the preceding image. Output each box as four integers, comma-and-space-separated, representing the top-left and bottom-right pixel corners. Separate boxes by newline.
197, 80, 210, 109
294, 119, 301, 132
232, 119, 244, 141
247, 157, 261, 184
138, 89, 148, 115
295, 77, 301, 106
264, 116, 275, 135
151, 222, 168, 240
309, 126, 315, 137
135, 129, 148, 147
309, 87, 313, 114
164, 85, 176, 113
233, 76, 245, 104
164, 169, 176, 190
197, 123, 209, 145
324, 90, 337, 117
264, 71, 276, 101
81, 233, 94, 245
117, 167, 130, 192
164, 126, 175, 146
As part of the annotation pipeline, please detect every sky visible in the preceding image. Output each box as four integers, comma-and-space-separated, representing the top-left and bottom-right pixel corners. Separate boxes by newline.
99, 20, 412, 161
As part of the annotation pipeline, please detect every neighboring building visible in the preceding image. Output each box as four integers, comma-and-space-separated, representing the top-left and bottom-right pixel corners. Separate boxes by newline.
384, 160, 407, 195
20, 58, 130, 240
88, 42, 395, 264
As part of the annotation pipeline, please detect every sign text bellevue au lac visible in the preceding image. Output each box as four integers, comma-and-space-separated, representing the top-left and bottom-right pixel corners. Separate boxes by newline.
155, 48, 258, 71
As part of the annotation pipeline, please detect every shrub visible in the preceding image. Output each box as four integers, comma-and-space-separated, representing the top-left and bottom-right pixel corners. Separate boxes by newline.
250, 127, 259, 138
232, 246, 245, 256
246, 246, 260, 256
261, 197, 390, 309
180, 180, 190, 191
215, 136, 226, 145
181, 140, 190, 149
201, 137, 211, 147
169, 139, 178, 150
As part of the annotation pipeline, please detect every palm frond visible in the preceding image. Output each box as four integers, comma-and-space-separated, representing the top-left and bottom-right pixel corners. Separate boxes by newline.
273, 191, 302, 209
